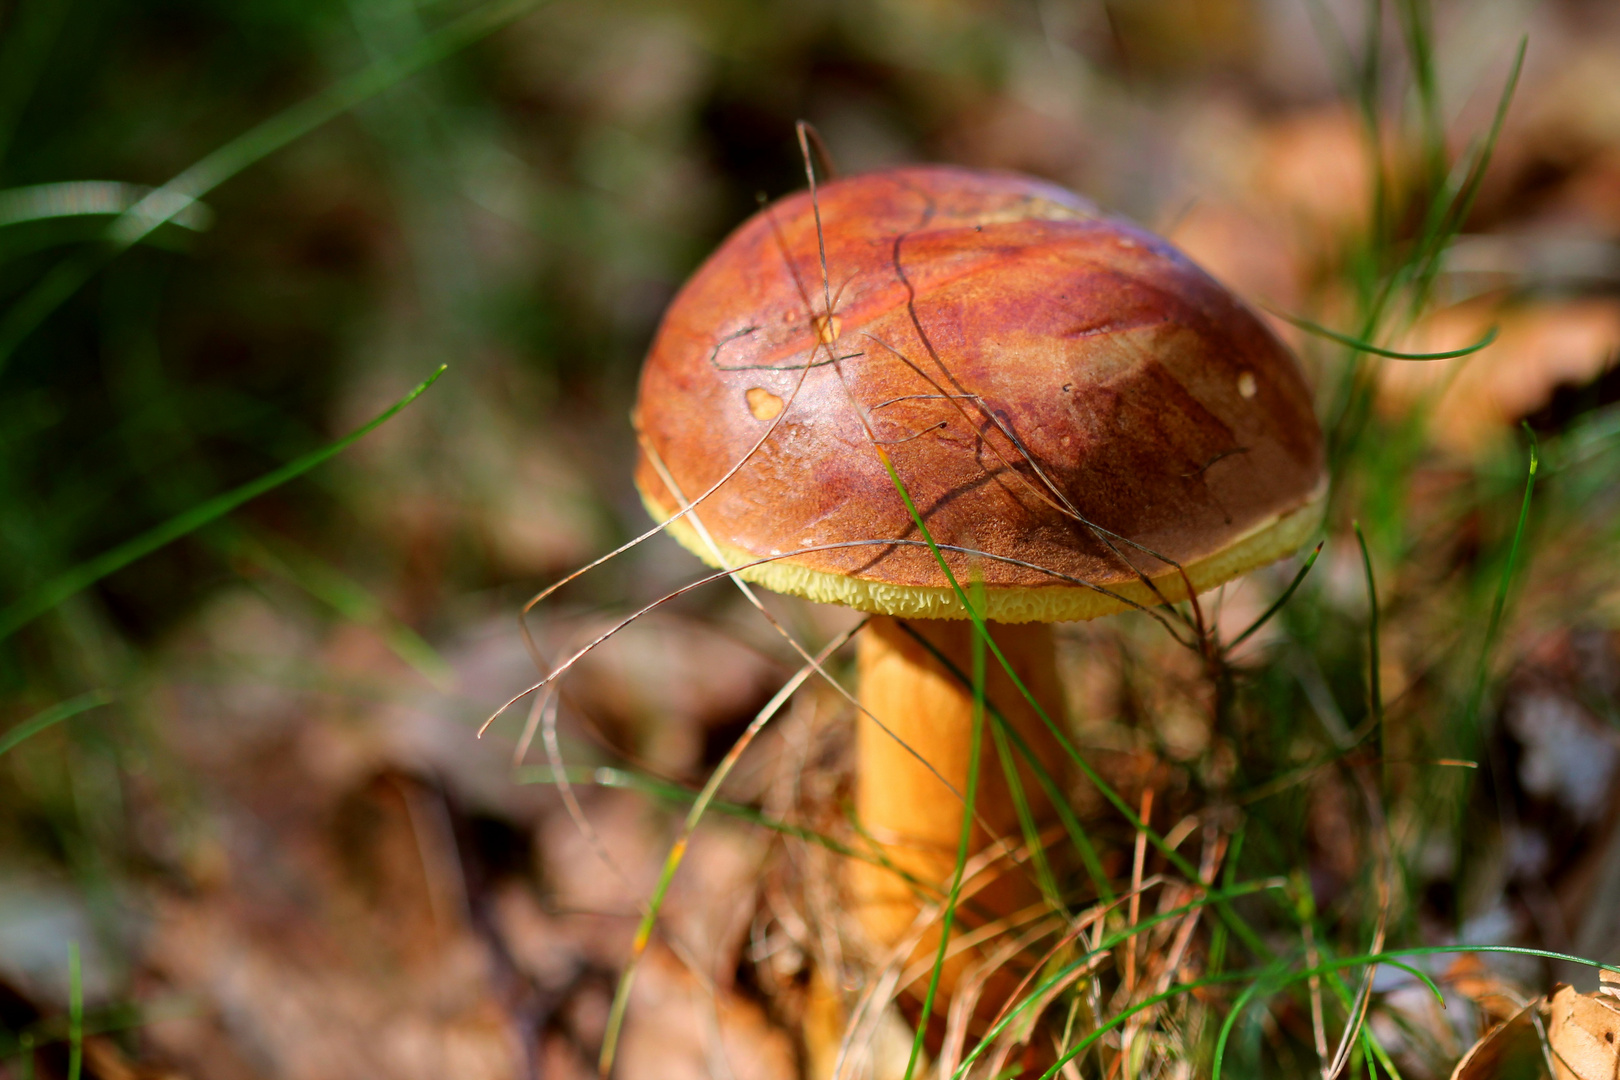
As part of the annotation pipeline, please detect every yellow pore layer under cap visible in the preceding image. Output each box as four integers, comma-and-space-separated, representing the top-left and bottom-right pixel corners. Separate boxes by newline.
640, 478, 1327, 624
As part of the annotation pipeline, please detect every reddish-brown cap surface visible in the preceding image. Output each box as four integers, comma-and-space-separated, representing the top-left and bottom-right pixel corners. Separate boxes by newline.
633, 165, 1326, 622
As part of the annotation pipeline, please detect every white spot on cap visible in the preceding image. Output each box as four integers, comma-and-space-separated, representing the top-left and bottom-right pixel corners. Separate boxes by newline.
1237, 371, 1258, 399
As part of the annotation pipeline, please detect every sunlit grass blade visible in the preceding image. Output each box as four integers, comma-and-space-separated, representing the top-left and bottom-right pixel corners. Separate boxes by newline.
0, 366, 445, 641
0, 691, 111, 758
1225, 541, 1323, 653
0, 0, 542, 374
516, 763, 934, 884
597, 624, 859, 1080
1395, 0, 1445, 185
988, 717, 1063, 910
893, 620, 1114, 904
222, 528, 452, 688
0, 182, 213, 230
1405, 36, 1526, 312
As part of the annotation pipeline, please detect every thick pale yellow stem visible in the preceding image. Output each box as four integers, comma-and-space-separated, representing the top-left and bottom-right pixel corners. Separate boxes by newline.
848, 615, 1069, 1010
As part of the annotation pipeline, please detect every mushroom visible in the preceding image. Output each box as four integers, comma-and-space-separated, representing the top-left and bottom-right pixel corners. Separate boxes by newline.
631, 166, 1325, 1008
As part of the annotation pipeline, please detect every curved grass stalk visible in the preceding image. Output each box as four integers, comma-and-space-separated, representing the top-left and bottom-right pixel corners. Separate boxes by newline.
0, 181, 212, 230
1213, 943, 1618, 1079
1269, 310, 1498, 361
0, 691, 110, 758
488, 536, 1172, 730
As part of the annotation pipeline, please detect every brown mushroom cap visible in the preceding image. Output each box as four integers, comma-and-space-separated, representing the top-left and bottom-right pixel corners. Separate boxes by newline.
633, 165, 1326, 623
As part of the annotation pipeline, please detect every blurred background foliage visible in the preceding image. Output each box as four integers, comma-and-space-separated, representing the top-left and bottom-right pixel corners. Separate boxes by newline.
1, 0, 1619, 1077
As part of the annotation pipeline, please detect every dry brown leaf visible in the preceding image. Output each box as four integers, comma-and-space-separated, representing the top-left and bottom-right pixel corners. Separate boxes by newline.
1450, 998, 1549, 1080
1548, 978, 1620, 1080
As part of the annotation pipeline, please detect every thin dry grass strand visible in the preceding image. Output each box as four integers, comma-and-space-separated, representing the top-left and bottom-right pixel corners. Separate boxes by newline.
1302, 920, 1331, 1079
798, 120, 840, 181
940, 915, 1070, 1080
511, 684, 545, 767
598, 626, 862, 1079
1118, 788, 1155, 1075
642, 442, 1018, 842
486, 537, 1162, 735
836, 923, 934, 1080
537, 681, 642, 897
833, 838, 1034, 1080
798, 122, 838, 331
1151, 825, 1224, 997
1322, 768, 1395, 1079
691, 973, 742, 1080
862, 332, 1196, 648
894, 892, 1059, 995
804, 129, 1200, 644
1001, 951, 1108, 1079
509, 178, 848, 689
508, 345, 822, 690
968, 895, 1149, 1078
641, 441, 902, 754
1124, 789, 1154, 1001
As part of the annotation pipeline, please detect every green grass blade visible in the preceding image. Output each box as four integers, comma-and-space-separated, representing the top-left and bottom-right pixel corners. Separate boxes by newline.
0, 691, 110, 757
1293, 944, 1615, 985
517, 763, 929, 883
1395, 0, 1445, 185
904, 581, 988, 1080
1225, 542, 1323, 652
0, 0, 541, 374
0, 366, 445, 641
1046, 967, 1270, 1080
1401, 36, 1526, 314
1269, 310, 1498, 360
1212, 969, 1280, 1080
952, 879, 1284, 1080
0, 182, 212, 229
892, 619, 1114, 903
988, 718, 1062, 910
874, 448, 1267, 956
224, 528, 452, 687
